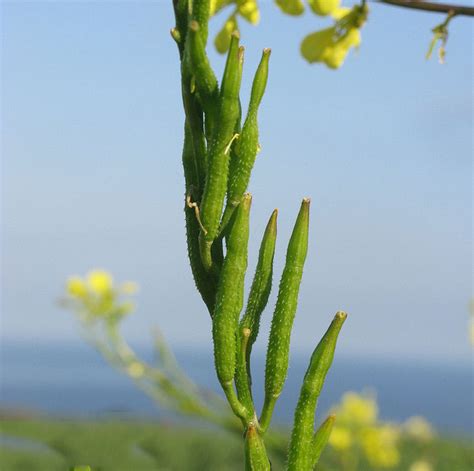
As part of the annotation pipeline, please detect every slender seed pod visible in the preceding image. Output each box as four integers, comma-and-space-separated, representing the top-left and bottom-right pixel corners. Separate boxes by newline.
244, 425, 271, 471
180, 49, 207, 193
213, 193, 251, 386
182, 123, 217, 314
287, 312, 347, 471
172, 0, 188, 58
311, 414, 336, 468
234, 209, 278, 413
260, 198, 310, 431
228, 48, 271, 207
199, 32, 243, 271
187, 21, 219, 140
190, 0, 211, 46
240, 209, 278, 354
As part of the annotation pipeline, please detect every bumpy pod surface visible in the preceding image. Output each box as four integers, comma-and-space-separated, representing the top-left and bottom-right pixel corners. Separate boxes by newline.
240, 208, 278, 354
311, 414, 336, 468
212, 194, 251, 385
187, 21, 219, 140
199, 32, 243, 247
244, 425, 271, 471
227, 48, 271, 207
261, 198, 310, 429
235, 210, 277, 412
287, 312, 347, 471
182, 124, 217, 314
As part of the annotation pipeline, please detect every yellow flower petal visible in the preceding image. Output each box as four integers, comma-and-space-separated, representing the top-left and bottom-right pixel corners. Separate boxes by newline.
87, 270, 113, 295
300, 27, 336, 63
239, 0, 260, 25
331, 6, 351, 20
308, 0, 340, 17
275, 0, 304, 16
214, 15, 238, 54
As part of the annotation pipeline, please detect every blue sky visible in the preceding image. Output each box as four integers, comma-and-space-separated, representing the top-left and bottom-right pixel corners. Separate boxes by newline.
2, 1, 472, 364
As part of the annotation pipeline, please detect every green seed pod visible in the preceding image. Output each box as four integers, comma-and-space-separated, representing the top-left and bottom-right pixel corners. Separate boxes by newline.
190, 0, 211, 45
311, 414, 336, 468
235, 210, 277, 412
199, 32, 243, 269
187, 21, 219, 140
213, 193, 251, 386
241, 208, 278, 355
260, 198, 310, 431
244, 425, 271, 471
227, 48, 271, 209
182, 123, 218, 314
287, 312, 347, 471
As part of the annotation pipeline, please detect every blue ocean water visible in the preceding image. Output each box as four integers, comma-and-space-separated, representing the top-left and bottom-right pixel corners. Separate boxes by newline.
0, 341, 472, 435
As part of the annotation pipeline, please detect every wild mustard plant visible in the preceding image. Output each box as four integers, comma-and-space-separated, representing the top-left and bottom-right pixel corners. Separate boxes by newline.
170, 1, 349, 468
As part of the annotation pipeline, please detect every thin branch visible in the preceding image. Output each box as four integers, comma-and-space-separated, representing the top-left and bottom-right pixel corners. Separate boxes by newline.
376, 0, 474, 16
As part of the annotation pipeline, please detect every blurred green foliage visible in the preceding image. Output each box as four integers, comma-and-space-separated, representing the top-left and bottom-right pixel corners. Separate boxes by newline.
1, 417, 472, 471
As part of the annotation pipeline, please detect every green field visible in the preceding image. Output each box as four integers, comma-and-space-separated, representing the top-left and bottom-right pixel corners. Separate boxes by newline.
0, 417, 472, 470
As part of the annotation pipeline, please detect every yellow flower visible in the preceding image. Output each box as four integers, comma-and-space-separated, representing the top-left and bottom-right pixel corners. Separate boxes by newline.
308, 0, 340, 17
300, 26, 361, 69
404, 416, 435, 442
238, 0, 260, 24
87, 270, 113, 295
361, 425, 400, 468
328, 426, 353, 450
410, 460, 434, 471
67, 276, 87, 298
338, 391, 378, 426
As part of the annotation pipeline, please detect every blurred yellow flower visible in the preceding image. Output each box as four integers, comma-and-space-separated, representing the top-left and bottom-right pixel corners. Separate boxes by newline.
361, 425, 400, 468
214, 15, 238, 54
67, 276, 87, 298
301, 25, 361, 69
308, 0, 340, 17
404, 416, 435, 442
65, 270, 138, 320
275, 0, 304, 16
238, 0, 260, 24
338, 391, 378, 426
328, 425, 353, 450
87, 270, 113, 295
409, 460, 434, 471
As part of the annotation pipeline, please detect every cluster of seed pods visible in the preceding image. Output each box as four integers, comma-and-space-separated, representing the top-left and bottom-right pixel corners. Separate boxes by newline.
172, 1, 347, 468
